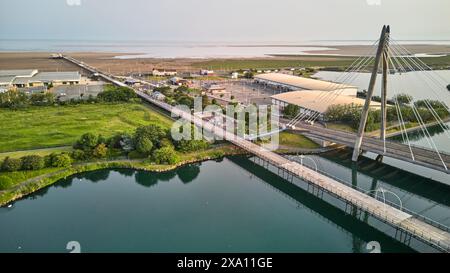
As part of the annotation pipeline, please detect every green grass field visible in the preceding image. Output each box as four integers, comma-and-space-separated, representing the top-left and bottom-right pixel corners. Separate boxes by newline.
193, 56, 359, 71
278, 131, 320, 149
193, 55, 450, 71
0, 146, 73, 161
0, 103, 173, 153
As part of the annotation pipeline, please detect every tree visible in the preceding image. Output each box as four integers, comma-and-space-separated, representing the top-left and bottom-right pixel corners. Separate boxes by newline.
244, 72, 254, 79
30, 92, 55, 106
92, 143, 108, 158
97, 85, 137, 102
135, 137, 153, 156
1, 157, 22, 172
0, 176, 13, 190
74, 133, 98, 150
97, 134, 108, 145
21, 155, 45, 170
447, 84, 450, 91
174, 125, 210, 152
175, 139, 210, 153
134, 125, 167, 148
202, 95, 209, 107
71, 149, 87, 161
152, 146, 179, 164
283, 104, 300, 118
393, 93, 413, 105
176, 95, 194, 108
0, 90, 29, 109
49, 153, 72, 167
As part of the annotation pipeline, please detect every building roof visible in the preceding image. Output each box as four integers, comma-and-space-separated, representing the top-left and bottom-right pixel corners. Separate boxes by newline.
33, 72, 81, 82
271, 90, 381, 114
12, 71, 81, 85
255, 73, 356, 91
0, 76, 15, 84
0, 69, 38, 77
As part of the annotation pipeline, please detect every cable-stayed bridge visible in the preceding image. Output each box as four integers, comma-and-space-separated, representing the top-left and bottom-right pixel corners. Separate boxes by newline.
61, 26, 450, 252
286, 25, 450, 175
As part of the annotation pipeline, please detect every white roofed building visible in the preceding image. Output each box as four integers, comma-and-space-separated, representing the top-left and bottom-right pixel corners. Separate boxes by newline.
254, 73, 357, 97
271, 90, 381, 121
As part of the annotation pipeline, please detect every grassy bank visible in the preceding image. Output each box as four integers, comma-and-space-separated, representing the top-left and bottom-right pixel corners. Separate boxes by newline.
193, 54, 450, 71
279, 131, 320, 149
193, 56, 357, 71
0, 103, 173, 152
0, 144, 244, 206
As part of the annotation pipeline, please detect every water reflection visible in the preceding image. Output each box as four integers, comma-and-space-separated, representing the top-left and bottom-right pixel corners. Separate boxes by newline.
135, 171, 158, 188
82, 170, 110, 183
227, 156, 415, 253
390, 122, 448, 142
303, 150, 450, 227
176, 164, 201, 184
115, 169, 135, 177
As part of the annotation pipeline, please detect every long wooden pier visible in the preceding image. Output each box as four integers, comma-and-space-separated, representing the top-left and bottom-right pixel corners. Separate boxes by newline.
62, 55, 450, 252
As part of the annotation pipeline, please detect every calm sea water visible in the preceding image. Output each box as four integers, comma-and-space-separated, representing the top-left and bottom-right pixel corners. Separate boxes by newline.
1, 39, 450, 59
1, 155, 449, 253
0, 39, 336, 59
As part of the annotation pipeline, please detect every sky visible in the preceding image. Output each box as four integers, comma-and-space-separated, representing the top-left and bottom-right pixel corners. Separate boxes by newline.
1, 0, 450, 42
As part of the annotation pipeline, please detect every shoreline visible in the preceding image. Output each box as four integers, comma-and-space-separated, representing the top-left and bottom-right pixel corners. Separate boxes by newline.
1, 47, 449, 74
0, 145, 245, 207
0, 143, 337, 207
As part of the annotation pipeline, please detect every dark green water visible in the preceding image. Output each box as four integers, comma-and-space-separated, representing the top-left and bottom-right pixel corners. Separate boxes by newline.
0, 156, 426, 253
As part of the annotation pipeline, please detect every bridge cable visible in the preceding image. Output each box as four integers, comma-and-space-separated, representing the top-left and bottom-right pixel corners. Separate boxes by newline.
389, 44, 448, 170
288, 49, 377, 127
389, 42, 450, 142
286, 40, 380, 127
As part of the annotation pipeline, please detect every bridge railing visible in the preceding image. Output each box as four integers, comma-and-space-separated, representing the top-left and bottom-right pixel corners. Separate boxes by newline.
136, 86, 450, 251
286, 155, 450, 234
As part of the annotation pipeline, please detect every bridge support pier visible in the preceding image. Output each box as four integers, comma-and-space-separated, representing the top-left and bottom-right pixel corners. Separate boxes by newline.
352, 25, 390, 162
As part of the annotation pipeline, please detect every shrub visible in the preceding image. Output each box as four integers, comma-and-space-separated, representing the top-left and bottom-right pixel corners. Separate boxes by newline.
49, 153, 72, 168
0, 176, 14, 190
283, 104, 300, 119
92, 143, 108, 158
135, 137, 153, 156
1, 157, 22, 172
21, 155, 45, 170
74, 133, 98, 150
175, 139, 210, 153
393, 93, 413, 105
97, 85, 137, 102
128, 150, 146, 159
134, 125, 167, 148
71, 149, 87, 161
152, 146, 179, 165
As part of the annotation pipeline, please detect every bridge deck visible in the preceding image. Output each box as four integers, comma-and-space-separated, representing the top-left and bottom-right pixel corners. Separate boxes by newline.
300, 124, 450, 174
140, 91, 450, 252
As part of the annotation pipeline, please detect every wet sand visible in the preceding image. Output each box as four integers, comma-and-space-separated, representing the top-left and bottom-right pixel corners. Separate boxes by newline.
1, 44, 449, 75
302, 44, 450, 56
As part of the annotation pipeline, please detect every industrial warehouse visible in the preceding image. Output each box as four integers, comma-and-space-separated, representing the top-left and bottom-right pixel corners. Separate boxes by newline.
0, 69, 105, 100
254, 72, 358, 96
0, 69, 84, 90
271, 90, 381, 121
